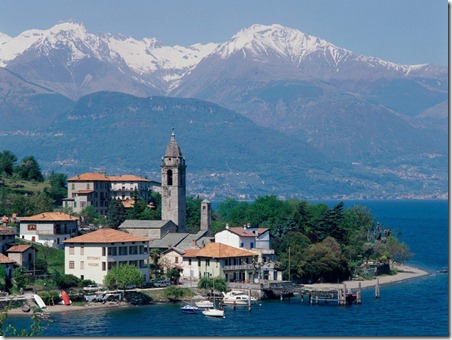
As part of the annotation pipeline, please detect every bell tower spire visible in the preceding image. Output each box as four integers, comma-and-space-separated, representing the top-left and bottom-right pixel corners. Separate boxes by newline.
161, 129, 186, 232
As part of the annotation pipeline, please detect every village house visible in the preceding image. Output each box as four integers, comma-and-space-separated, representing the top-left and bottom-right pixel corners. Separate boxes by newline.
63, 228, 150, 285
182, 242, 258, 283
7, 244, 37, 271
63, 172, 159, 216
214, 224, 280, 281
0, 227, 17, 254
19, 212, 78, 249
0, 254, 18, 280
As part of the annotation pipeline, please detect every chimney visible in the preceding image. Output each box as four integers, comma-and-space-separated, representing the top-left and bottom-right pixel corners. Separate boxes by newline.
192, 239, 197, 247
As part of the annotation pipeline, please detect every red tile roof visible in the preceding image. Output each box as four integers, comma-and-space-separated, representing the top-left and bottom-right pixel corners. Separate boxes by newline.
183, 242, 256, 259
74, 190, 95, 194
0, 227, 16, 235
68, 173, 149, 182
68, 172, 110, 181
20, 212, 79, 222
0, 254, 17, 264
7, 245, 33, 253
64, 228, 149, 244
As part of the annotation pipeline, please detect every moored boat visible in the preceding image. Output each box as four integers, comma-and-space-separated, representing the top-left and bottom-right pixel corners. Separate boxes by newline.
222, 290, 256, 305
195, 300, 214, 308
180, 304, 198, 313
202, 307, 224, 318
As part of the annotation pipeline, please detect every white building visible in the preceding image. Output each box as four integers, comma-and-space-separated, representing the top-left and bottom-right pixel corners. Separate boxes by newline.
214, 225, 271, 250
214, 225, 280, 282
63, 228, 150, 285
19, 212, 78, 249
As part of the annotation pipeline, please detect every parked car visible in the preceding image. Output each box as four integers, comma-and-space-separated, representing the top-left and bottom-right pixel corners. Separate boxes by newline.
83, 284, 103, 292
154, 280, 171, 287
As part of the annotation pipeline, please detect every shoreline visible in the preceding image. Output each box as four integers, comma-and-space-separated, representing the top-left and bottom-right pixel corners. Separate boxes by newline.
306, 264, 430, 290
5, 264, 430, 316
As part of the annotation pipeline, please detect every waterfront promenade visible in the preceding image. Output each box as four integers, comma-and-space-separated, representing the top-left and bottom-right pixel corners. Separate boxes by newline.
5, 264, 428, 316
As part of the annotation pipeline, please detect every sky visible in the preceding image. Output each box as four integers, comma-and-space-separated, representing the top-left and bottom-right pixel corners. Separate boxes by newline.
0, 0, 448, 66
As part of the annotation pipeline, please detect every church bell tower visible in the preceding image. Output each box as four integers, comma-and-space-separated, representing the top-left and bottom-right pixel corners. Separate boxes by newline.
161, 129, 186, 232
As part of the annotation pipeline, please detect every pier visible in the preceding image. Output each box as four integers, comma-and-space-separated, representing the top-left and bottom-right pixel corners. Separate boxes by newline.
300, 283, 361, 305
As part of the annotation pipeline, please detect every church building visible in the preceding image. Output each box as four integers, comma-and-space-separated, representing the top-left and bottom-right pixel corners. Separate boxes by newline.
161, 129, 187, 233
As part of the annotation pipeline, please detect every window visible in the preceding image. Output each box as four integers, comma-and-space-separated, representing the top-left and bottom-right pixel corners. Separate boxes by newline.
102, 247, 106, 256
175, 257, 178, 263
129, 246, 138, 255
167, 170, 173, 186
250, 242, 254, 249
240, 242, 244, 248
80, 247, 84, 255
69, 261, 74, 269
108, 247, 117, 256
80, 261, 84, 270
71, 183, 75, 190
206, 259, 210, 266
119, 246, 128, 256
27, 224, 37, 231
102, 262, 106, 271
69, 247, 74, 255
188, 259, 192, 265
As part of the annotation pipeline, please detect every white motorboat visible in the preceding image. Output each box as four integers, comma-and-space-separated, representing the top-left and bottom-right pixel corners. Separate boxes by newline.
195, 300, 214, 308
202, 308, 224, 318
222, 290, 256, 305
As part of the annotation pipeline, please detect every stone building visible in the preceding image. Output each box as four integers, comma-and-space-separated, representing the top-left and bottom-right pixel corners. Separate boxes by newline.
161, 130, 186, 232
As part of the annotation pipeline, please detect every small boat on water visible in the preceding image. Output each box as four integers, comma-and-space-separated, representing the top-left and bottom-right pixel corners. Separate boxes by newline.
195, 300, 214, 308
222, 291, 256, 306
438, 267, 448, 273
202, 307, 224, 318
180, 304, 199, 314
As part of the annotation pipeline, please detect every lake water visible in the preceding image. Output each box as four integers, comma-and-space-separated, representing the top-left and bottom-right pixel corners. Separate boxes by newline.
6, 200, 449, 336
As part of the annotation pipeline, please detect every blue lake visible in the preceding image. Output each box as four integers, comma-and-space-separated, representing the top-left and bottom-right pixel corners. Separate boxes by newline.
6, 200, 449, 336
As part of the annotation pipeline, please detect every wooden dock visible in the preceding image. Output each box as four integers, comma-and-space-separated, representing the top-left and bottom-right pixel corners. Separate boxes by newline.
300, 283, 362, 305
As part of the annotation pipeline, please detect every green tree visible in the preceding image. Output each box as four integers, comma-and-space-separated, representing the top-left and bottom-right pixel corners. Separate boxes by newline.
79, 206, 100, 227
197, 276, 227, 292
0, 311, 51, 336
106, 199, 127, 229
276, 231, 312, 281
302, 237, 350, 283
384, 236, 413, 266
14, 156, 44, 181
0, 151, 17, 176
0, 266, 6, 291
46, 172, 67, 206
163, 286, 185, 303
12, 267, 28, 291
103, 264, 144, 293
186, 196, 202, 233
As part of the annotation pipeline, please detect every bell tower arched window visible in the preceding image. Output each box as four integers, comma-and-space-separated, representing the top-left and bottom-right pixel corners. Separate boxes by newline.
167, 169, 173, 186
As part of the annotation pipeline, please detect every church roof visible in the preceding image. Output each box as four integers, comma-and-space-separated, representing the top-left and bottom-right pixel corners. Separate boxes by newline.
164, 130, 183, 158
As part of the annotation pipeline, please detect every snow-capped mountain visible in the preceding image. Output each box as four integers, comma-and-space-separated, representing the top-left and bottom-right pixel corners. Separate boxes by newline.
0, 21, 445, 100
0, 21, 447, 199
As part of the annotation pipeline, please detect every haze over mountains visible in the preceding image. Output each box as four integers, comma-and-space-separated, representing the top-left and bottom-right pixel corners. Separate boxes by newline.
0, 22, 447, 200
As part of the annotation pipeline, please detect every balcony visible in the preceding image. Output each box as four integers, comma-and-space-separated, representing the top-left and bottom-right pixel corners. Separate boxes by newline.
223, 263, 254, 271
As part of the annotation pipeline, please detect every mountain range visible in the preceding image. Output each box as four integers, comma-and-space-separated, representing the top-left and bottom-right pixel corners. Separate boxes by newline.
0, 22, 447, 200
